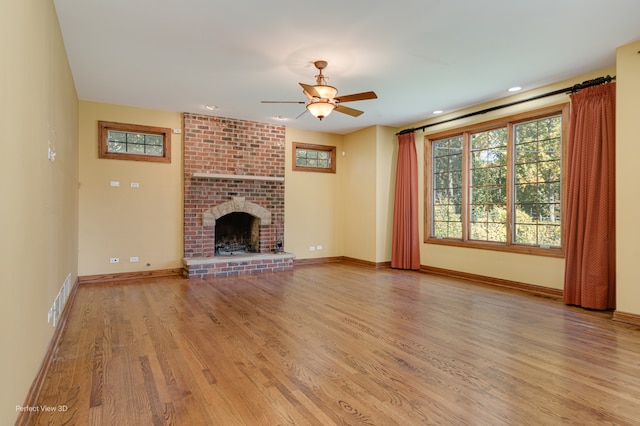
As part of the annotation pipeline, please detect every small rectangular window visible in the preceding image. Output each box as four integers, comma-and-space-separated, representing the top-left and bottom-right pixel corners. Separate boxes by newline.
99, 121, 171, 163
292, 142, 336, 173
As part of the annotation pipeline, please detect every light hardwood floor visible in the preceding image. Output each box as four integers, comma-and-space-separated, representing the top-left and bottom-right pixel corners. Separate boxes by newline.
26, 263, 640, 425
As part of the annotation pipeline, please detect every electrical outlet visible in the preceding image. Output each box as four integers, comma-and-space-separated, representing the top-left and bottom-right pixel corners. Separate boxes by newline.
110, 257, 119, 264
130, 256, 139, 262
316, 245, 323, 250
309, 246, 316, 251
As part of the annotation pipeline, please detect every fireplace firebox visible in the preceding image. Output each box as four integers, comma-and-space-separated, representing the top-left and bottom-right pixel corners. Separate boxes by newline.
215, 212, 259, 255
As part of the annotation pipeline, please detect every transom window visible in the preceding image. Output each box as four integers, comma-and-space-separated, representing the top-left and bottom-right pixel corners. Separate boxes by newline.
98, 121, 171, 163
292, 142, 336, 173
426, 105, 568, 257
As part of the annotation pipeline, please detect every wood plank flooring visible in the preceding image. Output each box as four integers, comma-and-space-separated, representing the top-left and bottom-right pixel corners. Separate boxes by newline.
27, 263, 640, 425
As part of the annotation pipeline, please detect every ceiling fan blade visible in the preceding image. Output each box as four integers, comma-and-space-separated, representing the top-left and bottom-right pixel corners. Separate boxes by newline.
335, 91, 378, 103
261, 100, 306, 104
299, 83, 320, 98
335, 105, 364, 117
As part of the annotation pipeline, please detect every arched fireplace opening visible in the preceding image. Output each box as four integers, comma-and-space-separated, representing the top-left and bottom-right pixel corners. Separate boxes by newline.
215, 212, 259, 255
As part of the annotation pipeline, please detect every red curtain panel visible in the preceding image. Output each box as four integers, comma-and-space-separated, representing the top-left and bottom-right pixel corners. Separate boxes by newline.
564, 83, 616, 310
391, 132, 420, 270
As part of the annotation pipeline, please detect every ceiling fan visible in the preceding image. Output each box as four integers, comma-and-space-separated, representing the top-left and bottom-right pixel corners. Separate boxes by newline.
262, 60, 377, 121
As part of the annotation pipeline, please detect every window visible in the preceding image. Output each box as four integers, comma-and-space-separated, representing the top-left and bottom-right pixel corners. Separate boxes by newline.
99, 121, 171, 163
426, 105, 568, 257
292, 142, 336, 173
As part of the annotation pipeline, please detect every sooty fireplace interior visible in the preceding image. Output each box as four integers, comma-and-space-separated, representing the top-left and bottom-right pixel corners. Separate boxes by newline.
215, 212, 259, 255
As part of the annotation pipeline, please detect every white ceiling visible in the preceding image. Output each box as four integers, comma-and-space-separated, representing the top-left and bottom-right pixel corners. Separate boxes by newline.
53, 0, 640, 135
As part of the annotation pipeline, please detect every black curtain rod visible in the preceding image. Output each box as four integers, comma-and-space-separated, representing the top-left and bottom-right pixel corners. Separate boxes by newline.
396, 75, 615, 136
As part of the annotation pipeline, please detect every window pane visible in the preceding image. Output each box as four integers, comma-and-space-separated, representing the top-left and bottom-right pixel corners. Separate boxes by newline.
127, 133, 145, 144
146, 135, 163, 146
539, 224, 561, 246
471, 168, 487, 186
108, 131, 126, 142
515, 163, 536, 183
470, 223, 488, 240
448, 222, 462, 239
107, 141, 125, 153
128, 143, 145, 154
513, 115, 562, 247
516, 121, 537, 143
515, 183, 537, 204
470, 128, 507, 242
540, 138, 561, 161
515, 223, 537, 244
538, 160, 561, 182
516, 141, 538, 164
489, 185, 506, 203
487, 223, 506, 242
146, 145, 163, 155
471, 205, 487, 222
432, 136, 463, 239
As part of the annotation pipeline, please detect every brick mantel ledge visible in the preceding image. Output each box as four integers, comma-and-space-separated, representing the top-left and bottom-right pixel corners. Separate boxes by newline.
192, 172, 284, 182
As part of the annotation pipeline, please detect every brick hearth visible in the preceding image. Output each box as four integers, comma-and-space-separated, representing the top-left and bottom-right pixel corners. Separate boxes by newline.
182, 253, 295, 279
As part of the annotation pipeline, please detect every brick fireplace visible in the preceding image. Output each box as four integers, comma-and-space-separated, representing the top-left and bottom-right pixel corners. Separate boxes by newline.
182, 113, 294, 278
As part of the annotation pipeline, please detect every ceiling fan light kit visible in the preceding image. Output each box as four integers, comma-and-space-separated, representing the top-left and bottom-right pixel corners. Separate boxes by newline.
262, 60, 377, 121
307, 101, 335, 120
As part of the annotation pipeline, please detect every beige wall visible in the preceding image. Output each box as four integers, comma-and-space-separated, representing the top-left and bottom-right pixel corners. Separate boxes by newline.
375, 126, 398, 263
285, 125, 395, 264
407, 67, 616, 290
343, 127, 378, 262
78, 102, 183, 276
285, 128, 345, 259
0, 0, 79, 421
616, 40, 640, 317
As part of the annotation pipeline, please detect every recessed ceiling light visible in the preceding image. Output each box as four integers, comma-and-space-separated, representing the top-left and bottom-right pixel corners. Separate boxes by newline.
204, 105, 218, 111
508, 86, 522, 92
273, 116, 287, 121
433, 110, 443, 114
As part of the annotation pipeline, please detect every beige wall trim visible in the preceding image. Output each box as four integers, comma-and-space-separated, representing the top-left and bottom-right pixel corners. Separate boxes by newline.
79, 268, 184, 284
420, 265, 563, 299
612, 311, 640, 328
342, 257, 391, 269
294, 256, 345, 266
17, 278, 80, 426
294, 256, 391, 269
